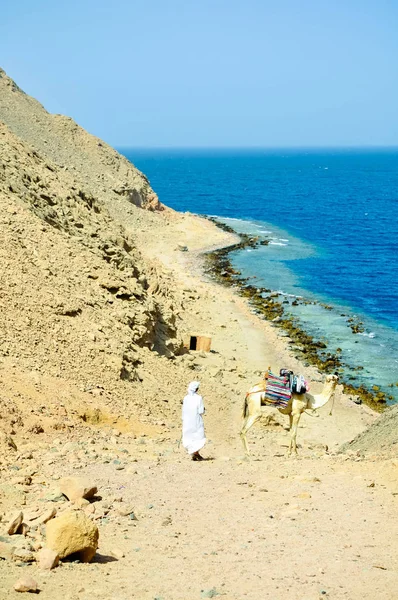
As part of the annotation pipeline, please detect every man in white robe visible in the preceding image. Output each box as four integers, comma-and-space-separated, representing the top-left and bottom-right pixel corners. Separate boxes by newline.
182, 381, 206, 461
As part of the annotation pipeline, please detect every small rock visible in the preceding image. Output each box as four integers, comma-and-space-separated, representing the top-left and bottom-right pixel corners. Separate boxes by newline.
45, 492, 66, 503
62, 442, 80, 453
12, 548, 35, 563
59, 477, 97, 502
38, 507, 57, 524
32, 541, 42, 552
19, 523, 30, 536
13, 575, 38, 593
117, 506, 135, 517
5, 511, 23, 535
83, 504, 96, 516
1, 433, 17, 451
12, 477, 32, 486
74, 498, 90, 508
37, 547, 59, 570
201, 588, 220, 598
0, 540, 15, 560
109, 547, 125, 559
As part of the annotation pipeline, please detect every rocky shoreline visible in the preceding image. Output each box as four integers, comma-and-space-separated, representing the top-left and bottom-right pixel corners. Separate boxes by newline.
203, 217, 389, 411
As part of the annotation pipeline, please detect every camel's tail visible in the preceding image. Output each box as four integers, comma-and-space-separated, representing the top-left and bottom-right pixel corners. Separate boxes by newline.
242, 392, 249, 419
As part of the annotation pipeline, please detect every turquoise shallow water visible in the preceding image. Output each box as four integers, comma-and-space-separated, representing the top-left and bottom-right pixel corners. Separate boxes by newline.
120, 148, 398, 401
219, 216, 398, 401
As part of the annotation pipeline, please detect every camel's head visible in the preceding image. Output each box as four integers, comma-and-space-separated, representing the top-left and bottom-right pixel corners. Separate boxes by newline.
326, 373, 339, 385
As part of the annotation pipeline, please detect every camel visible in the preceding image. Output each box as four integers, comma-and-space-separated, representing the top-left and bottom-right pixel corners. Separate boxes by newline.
240, 373, 339, 456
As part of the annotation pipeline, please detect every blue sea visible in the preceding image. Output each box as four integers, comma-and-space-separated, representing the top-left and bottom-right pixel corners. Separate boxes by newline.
120, 148, 398, 402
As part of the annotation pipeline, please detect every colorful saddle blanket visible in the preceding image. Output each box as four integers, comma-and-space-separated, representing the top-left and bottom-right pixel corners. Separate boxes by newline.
264, 371, 292, 408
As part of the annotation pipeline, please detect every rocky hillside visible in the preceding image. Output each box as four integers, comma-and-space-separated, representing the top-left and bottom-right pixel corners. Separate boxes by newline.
340, 404, 398, 456
0, 67, 161, 211
0, 69, 189, 455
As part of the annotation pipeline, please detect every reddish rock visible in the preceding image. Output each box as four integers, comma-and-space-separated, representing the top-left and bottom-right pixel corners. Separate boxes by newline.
37, 547, 59, 570
13, 575, 38, 592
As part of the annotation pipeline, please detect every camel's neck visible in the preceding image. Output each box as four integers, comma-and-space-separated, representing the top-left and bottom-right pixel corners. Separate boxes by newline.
307, 381, 337, 410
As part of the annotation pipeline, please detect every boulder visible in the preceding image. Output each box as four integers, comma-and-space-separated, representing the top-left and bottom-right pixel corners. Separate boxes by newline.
45, 510, 99, 562
59, 477, 97, 502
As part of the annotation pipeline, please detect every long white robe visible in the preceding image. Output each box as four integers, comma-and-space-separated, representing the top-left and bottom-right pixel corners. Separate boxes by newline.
182, 392, 206, 454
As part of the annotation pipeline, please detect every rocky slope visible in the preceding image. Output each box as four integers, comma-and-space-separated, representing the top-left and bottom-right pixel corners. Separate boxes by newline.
340, 404, 398, 456
0, 69, 192, 460
0, 67, 161, 211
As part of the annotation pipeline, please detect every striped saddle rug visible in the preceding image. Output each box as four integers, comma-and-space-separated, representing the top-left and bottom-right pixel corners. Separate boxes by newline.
263, 371, 292, 408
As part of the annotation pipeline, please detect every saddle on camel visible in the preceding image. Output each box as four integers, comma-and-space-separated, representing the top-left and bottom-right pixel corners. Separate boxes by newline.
249, 367, 309, 409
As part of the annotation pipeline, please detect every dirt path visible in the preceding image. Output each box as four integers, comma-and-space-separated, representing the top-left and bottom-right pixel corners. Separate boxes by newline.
2, 434, 397, 600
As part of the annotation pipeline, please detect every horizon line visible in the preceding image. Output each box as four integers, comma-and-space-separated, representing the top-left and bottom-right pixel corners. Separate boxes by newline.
116, 144, 398, 151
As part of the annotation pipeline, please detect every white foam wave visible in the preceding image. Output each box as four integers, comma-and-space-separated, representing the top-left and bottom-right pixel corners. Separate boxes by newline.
279, 238, 289, 242
208, 215, 244, 223
269, 241, 287, 246
277, 291, 303, 299
358, 332, 376, 339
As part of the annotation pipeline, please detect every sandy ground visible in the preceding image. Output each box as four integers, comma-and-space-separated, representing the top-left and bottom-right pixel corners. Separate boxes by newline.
1, 214, 398, 600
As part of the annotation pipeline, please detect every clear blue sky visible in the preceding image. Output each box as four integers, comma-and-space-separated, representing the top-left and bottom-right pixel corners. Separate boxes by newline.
1, 0, 397, 147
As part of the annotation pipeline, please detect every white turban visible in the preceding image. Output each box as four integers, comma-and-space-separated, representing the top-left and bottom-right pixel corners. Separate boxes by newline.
187, 381, 200, 395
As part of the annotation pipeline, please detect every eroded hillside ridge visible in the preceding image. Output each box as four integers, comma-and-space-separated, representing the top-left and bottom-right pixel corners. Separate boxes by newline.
0, 67, 162, 211
339, 404, 398, 456
0, 120, 183, 393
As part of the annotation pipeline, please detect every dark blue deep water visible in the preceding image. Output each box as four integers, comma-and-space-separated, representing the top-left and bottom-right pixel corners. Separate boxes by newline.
121, 148, 398, 401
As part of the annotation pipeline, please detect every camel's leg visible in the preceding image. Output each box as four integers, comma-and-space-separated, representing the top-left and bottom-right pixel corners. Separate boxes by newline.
240, 412, 261, 456
277, 406, 292, 431
288, 411, 302, 456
